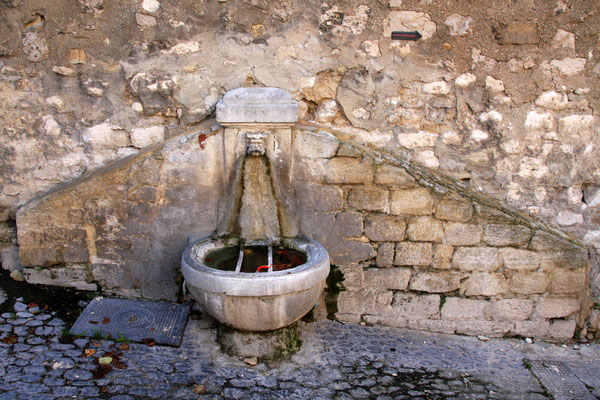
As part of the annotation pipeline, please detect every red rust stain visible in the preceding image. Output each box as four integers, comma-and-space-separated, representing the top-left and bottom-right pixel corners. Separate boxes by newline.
198, 133, 207, 150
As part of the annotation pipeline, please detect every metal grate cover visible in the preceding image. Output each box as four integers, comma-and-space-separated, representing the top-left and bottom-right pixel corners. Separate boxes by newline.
528, 359, 595, 400
70, 297, 190, 346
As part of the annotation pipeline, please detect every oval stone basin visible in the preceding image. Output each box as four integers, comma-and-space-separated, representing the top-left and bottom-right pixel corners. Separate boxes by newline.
181, 236, 330, 331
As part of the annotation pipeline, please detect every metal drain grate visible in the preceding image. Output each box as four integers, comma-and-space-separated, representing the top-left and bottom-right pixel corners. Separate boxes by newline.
528, 359, 595, 400
70, 297, 190, 346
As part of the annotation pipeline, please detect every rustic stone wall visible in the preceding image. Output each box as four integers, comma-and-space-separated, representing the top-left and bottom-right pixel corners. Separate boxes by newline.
294, 127, 590, 340
1, 0, 599, 338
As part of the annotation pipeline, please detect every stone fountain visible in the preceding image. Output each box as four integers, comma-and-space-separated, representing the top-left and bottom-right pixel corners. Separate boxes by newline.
181, 87, 330, 359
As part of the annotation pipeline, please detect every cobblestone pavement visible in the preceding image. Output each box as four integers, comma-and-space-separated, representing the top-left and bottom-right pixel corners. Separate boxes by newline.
1, 297, 599, 400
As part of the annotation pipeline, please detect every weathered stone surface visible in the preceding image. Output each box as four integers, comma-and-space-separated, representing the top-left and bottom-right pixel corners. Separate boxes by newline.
500, 22, 539, 44
452, 247, 501, 271
324, 157, 373, 184
397, 132, 437, 148
328, 240, 376, 265
390, 188, 434, 216
1, 245, 22, 271
444, 223, 482, 246
461, 273, 508, 297
298, 184, 344, 212
337, 288, 393, 315
394, 242, 432, 266
512, 320, 549, 338
540, 251, 589, 271
535, 91, 568, 110
510, 272, 549, 294
441, 298, 487, 320
444, 13, 472, 36
376, 242, 395, 267
407, 216, 444, 243
432, 244, 453, 269
365, 267, 411, 290
558, 114, 595, 136
385, 11, 437, 40
529, 231, 581, 252
294, 130, 338, 159
485, 76, 505, 93
434, 199, 473, 222
454, 321, 512, 337
482, 224, 531, 247
338, 264, 364, 290
130, 126, 164, 148
552, 29, 575, 49
488, 299, 534, 321
390, 293, 440, 319
409, 271, 460, 293
501, 248, 540, 270
455, 73, 476, 87
374, 165, 416, 188
348, 186, 388, 212
83, 122, 130, 148
551, 57, 586, 76
535, 297, 580, 319
24, 265, 97, 291
135, 13, 157, 26
547, 319, 576, 339
408, 319, 456, 334
550, 269, 587, 294
422, 82, 449, 95
364, 214, 406, 242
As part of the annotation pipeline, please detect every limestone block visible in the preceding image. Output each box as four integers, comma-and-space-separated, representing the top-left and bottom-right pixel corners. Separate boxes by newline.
409, 271, 460, 293
314, 100, 340, 123
432, 244, 454, 269
135, 13, 157, 27
461, 273, 508, 297
483, 224, 531, 247
365, 267, 411, 290
529, 231, 581, 252
512, 321, 549, 338
540, 251, 588, 271
300, 70, 343, 103
384, 11, 437, 40
216, 87, 298, 124
408, 319, 456, 334
142, 0, 160, 13
444, 223, 482, 246
548, 320, 576, 340
300, 211, 363, 249
407, 217, 444, 243
394, 242, 432, 266
390, 293, 440, 319
452, 247, 501, 271
68, 49, 86, 64
550, 58, 586, 76
435, 199, 473, 222
130, 126, 165, 148
500, 22, 539, 44
535, 297, 580, 319
485, 76, 505, 93
329, 240, 376, 265
454, 321, 512, 337
337, 288, 392, 315
441, 298, 488, 320
1, 245, 21, 272
348, 187, 389, 212
501, 248, 539, 270
390, 188, 434, 216
397, 132, 437, 149
294, 130, 338, 159
298, 184, 344, 212
374, 164, 416, 188
552, 29, 575, 49
444, 14, 472, 36
550, 269, 587, 294
455, 73, 476, 87
83, 122, 130, 148
422, 82, 450, 95
534, 91, 568, 110
376, 242, 395, 267
558, 115, 595, 136
336, 313, 362, 324
338, 264, 364, 290
364, 214, 406, 242
556, 210, 583, 226
324, 157, 373, 184
415, 150, 439, 169
488, 299, 534, 321
510, 272, 549, 294
24, 265, 97, 291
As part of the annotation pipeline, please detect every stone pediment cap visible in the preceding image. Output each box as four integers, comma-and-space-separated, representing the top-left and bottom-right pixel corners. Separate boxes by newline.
216, 87, 298, 126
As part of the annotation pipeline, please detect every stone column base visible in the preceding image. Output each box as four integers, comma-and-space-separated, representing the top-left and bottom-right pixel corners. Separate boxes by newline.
216, 322, 301, 361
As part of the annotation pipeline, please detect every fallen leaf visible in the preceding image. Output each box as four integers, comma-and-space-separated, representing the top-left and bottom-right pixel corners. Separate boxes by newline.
89, 320, 99, 325
118, 343, 129, 351
98, 356, 113, 365
84, 349, 96, 357
1, 334, 18, 344
92, 364, 112, 380
102, 317, 111, 325
28, 302, 38, 308
193, 384, 207, 395
243, 357, 258, 366
92, 340, 102, 347
100, 387, 108, 393
141, 338, 155, 346
113, 359, 127, 369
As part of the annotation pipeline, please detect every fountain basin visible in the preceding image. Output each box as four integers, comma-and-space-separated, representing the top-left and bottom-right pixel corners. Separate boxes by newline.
182, 236, 330, 331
